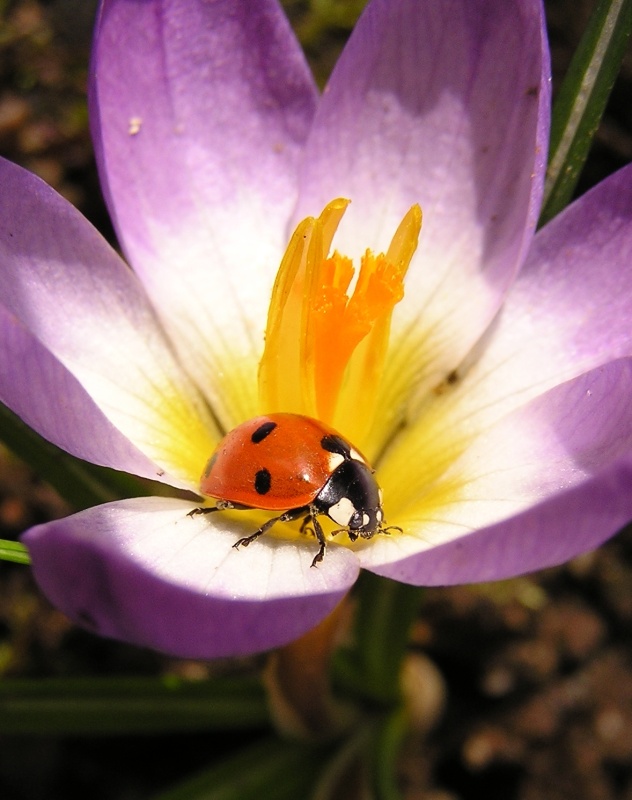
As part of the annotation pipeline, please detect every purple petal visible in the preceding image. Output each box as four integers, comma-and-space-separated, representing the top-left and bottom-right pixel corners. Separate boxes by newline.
377, 163, 632, 503
0, 306, 163, 479
295, 0, 550, 408
372, 460, 632, 585
484, 162, 632, 392
363, 359, 632, 584
91, 0, 318, 429
0, 158, 218, 486
23, 498, 360, 658
446, 162, 632, 434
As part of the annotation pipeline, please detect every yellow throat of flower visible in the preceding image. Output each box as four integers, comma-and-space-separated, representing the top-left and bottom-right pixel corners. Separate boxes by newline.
259, 198, 422, 448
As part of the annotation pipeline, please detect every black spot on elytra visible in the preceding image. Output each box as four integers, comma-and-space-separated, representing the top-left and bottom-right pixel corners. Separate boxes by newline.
251, 421, 277, 443
320, 434, 351, 459
254, 468, 271, 495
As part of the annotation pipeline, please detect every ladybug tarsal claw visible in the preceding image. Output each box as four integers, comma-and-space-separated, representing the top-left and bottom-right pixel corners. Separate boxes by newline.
187, 506, 220, 518
233, 535, 256, 550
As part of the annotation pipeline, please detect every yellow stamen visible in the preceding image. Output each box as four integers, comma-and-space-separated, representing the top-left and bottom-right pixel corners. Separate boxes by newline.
259, 199, 422, 445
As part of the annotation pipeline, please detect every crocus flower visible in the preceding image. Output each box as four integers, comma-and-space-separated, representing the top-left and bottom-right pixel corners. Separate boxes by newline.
2, 0, 632, 659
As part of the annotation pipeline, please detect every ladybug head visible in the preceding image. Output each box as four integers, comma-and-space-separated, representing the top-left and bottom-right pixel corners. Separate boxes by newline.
346, 504, 384, 538
315, 459, 384, 539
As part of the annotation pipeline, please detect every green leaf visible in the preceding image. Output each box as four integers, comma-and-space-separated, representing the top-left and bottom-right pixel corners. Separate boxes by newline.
0, 538, 30, 564
310, 0, 368, 29
154, 736, 332, 800
0, 675, 268, 735
0, 401, 152, 510
370, 708, 408, 800
540, 0, 632, 225
333, 573, 424, 705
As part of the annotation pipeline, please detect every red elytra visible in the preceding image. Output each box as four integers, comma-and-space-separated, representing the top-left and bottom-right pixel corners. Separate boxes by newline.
194, 413, 395, 566
200, 413, 369, 510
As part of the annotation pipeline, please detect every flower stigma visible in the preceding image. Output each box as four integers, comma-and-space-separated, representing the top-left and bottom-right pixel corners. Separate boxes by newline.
259, 199, 422, 444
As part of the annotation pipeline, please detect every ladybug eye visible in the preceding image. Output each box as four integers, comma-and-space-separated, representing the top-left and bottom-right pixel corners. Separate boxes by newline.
349, 510, 364, 530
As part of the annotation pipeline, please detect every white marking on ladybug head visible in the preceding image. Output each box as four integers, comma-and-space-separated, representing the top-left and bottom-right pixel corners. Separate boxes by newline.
376, 508, 383, 523
349, 447, 366, 464
362, 513, 370, 527
326, 452, 345, 472
327, 496, 356, 527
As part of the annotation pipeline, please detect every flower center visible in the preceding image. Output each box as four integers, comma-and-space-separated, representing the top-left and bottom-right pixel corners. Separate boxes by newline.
259, 199, 421, 442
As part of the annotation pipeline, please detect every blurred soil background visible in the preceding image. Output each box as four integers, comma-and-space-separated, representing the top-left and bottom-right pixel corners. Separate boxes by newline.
1, 1, 632, 798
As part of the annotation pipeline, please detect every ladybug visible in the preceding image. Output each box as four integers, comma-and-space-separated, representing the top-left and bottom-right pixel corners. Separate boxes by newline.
190, 413, 398, 566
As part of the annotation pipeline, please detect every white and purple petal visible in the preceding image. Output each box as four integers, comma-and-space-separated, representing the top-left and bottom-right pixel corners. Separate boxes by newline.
295, 0, 550, 443
91, 0, 319, 429
474, 161, 632, 408
370, 163, 632, 581
23, 498, 360, 658
378, 162, 632, 511
364, 359, 632, 582
0, 158, 218, 487
0, 305, 162, 479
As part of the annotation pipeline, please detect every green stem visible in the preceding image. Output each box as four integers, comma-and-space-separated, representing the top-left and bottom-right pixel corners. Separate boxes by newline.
0, 401, 152, 510
334, 573, 424, 705
0, 675, 268, 735
371, 707, 408, 800
540, 0, 632, 224
0, 538, 30, 564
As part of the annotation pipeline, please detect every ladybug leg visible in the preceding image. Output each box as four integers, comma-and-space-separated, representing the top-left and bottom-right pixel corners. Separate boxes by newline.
308, 513, 327, 568
187, 500, 240, 517
187, 506, 221, 517
330, 527, 358, 541
381, 524, 402, 535
298, 510, 327, 567
233, 506, 309, 551
233, 516, 278, 550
